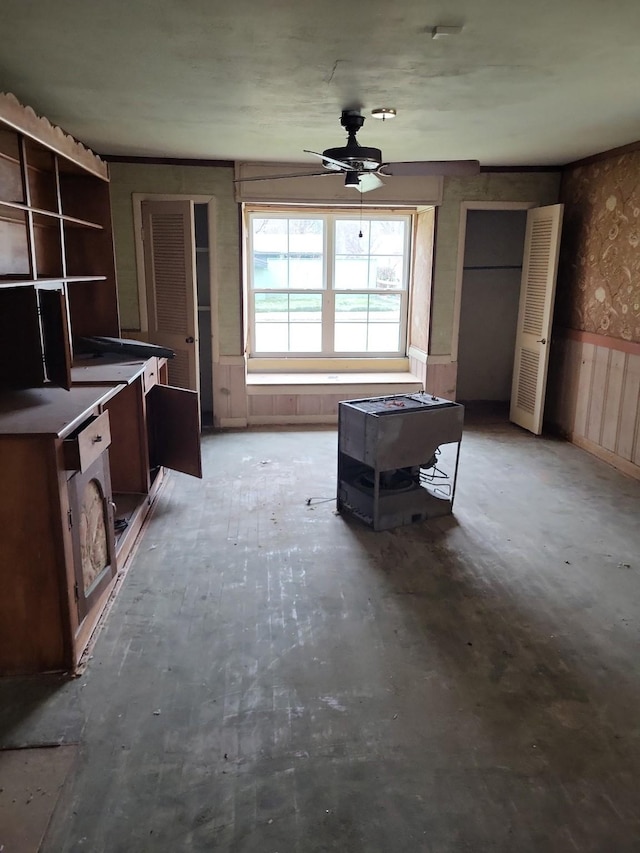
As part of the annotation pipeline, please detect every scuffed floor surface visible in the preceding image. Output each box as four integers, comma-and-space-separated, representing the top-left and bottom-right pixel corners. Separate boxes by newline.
31, 424, 640, 851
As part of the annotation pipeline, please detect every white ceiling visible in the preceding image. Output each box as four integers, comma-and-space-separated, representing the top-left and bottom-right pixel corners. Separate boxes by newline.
2, 0, 640, 167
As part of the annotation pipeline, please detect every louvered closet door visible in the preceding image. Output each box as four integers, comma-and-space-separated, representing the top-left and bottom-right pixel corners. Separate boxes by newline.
142, 200, 199, 393
510, 204, 564, 435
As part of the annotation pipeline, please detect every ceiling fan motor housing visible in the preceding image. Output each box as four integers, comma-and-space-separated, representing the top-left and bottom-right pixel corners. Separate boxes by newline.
322, 109, 382, 171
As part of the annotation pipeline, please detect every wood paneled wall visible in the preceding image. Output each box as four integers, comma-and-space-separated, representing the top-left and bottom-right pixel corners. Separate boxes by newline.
246, 379, 423, 425
248, 392, 346, 424
409, 350, 457, 400
547, 329, 640, 480
213, 357, 247, 427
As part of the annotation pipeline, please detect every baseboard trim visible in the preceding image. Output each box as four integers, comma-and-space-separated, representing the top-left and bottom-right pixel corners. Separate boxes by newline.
570, 433, 640, 482
218, 417, 249, 428
248, 414, 337, 426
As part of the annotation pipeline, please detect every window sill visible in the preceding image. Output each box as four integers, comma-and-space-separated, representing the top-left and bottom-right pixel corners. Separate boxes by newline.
246, 370, 422, 395
246, 356, 410, 373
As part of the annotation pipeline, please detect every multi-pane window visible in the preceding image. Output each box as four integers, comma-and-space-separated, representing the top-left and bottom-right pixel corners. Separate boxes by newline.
248, 211, 411, 356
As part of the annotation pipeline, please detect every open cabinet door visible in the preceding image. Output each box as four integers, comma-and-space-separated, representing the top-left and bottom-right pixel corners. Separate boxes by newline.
147, 384, 202, 478
142, 200, 199, 395
39, 287, 72, 390
510, 204, 564, 435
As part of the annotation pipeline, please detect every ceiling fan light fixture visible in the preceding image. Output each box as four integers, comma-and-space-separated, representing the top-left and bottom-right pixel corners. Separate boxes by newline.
344, 171, 361, 189
322, 144, 382, 171
371, 108, 396, 121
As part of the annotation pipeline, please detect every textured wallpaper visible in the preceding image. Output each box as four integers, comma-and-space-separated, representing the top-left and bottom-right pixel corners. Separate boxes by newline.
558, 150, 640, 342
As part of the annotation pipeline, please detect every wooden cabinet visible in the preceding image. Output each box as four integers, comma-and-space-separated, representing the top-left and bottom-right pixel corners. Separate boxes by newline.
71, 355, 202, 567
0, 365, 201, 675
0, 386, 121, 674
67, 451, 117, 625
0, 96, 203, 674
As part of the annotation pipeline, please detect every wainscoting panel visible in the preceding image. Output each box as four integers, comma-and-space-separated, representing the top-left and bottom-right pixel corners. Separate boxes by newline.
247, 392, 347, 424
213, 357, 247, 427
408, 348, 456, 400
548, 330, 640, 480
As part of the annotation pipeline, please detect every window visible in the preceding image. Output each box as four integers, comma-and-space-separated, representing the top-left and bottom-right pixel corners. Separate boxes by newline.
248, 210, 412, 357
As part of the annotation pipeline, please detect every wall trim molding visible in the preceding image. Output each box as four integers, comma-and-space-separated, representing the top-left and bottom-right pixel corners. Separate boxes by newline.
408, 346, 454, 365
248, 415, 337, 426
407, 345, 427, 363
104, 155, 234, 168
555, 327, 640, 357
219, 417, 249, 428
480, 165, 562, 173
564, 140, 640, 169
217, 355, 246, 365
246, 378, 421, 396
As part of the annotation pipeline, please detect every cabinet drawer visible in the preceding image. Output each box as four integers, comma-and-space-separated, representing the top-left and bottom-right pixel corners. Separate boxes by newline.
63, 410, 111, 472
142, 358, 158, 394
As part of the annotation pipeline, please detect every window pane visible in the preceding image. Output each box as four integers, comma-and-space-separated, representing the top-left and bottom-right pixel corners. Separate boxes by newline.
335, 219, 407, 290
367, 323, 400, 351
335, 220, 369, 254
289, 256, 323, 289
369, 293, 401, 322
335, 256, 370, 289
290, 323, 321, 351
335, 323, 367, 352
255, 292, 288, 319
289, 293, 322, 319
335, 293, 368, 321
370, 220, 405, 255
255, 323, 288, 352
370, 256, 404, 290
252, 217, 324, 290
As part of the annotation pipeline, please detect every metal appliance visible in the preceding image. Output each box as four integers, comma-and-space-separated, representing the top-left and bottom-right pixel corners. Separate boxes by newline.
337, 393, 464, 531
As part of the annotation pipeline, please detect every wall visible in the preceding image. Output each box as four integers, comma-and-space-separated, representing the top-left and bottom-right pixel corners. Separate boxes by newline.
109, 163, 248, 426
108, 164, 563, 424
547, 148, 640, 479
555, 150, 640, 341
420, 172, 561, 399
431, 172, 561, 357
108, 163, 241, 356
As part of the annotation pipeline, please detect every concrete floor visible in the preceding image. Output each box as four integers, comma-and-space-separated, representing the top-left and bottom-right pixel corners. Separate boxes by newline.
2, 420, 640, 852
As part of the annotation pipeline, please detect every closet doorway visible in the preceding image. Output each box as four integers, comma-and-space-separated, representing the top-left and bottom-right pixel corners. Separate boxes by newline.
454, 204, 530, 419
453, 202, 564, 431
134, 194, 217, 426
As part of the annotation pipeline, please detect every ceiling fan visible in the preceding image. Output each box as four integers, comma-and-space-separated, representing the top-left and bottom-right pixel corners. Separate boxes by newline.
236, 109, 480, 193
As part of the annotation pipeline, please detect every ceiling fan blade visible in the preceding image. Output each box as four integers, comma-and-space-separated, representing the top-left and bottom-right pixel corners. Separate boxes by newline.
356, 173, 384, 193
234, 171, 333, 183
303, 149, 352, 172
379, 160, 480, 177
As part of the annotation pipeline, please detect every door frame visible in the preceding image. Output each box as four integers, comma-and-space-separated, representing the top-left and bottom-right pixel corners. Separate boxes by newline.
451, 201, 538, 366
132, 193, 219, 368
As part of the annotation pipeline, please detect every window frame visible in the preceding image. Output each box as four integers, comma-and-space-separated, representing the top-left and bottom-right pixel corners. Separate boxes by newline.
247, 207, 413, 359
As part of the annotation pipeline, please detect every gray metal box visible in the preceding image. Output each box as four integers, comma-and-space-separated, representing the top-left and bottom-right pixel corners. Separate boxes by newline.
337, 393, 464, 531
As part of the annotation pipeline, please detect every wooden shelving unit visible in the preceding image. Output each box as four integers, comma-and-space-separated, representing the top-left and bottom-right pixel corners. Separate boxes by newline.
0, 94, 202, 675
0, 94, 119, 390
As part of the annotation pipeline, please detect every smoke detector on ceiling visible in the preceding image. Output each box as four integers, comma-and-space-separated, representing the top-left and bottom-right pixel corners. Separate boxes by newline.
431, 25, 463, 39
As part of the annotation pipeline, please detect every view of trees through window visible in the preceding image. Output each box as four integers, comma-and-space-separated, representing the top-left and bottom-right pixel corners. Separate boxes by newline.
250, 212, 410, 355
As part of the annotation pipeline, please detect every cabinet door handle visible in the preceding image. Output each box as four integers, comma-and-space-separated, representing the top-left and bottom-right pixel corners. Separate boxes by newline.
185, 336, 195, 344
92, 435, 103, 443
536, 338, 547, 344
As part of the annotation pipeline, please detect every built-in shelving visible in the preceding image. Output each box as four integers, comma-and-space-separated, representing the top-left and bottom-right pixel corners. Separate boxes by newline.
0, 93, 119, 388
